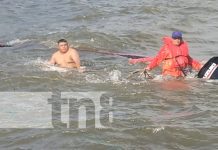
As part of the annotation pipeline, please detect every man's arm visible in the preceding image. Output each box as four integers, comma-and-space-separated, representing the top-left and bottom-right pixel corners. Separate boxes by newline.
187, 56, 202, 71
70, 48, 81, 69
49, 54, 56, 65
146, 46, 167, 70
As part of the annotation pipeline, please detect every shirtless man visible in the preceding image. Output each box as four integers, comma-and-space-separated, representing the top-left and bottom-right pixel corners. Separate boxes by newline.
49, 39, 84, 72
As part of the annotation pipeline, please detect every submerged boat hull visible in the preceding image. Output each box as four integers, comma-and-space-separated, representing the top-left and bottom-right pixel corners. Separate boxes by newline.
197, 57, 218, 79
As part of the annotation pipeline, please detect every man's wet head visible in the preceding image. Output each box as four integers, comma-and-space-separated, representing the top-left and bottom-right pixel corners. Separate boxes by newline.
57, 39, 69, 53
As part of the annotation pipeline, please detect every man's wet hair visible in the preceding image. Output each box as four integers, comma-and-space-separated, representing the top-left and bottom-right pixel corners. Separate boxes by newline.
57, 39, 68, 44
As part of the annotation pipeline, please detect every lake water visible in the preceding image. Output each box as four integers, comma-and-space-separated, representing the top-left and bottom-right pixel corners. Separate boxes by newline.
0, 0, 218, 149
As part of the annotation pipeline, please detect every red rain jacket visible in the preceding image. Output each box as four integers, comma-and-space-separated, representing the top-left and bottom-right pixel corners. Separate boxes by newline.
147, 37, 201, 77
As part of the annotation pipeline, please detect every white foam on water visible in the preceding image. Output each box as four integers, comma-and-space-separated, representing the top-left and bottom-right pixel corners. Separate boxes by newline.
7, 39, 30, 45
185, 71, 198, 79
109, 70, 122, 82
205, 79, 218, 83
40, 39, 75, 49
85, 74, 105, 83
152, 126, 165, 134
85, 70, 124, 84
152, 75, 164, 81
41, 65, 70, 73
40, 40, 56, 48
152, 73, 199, 82
28, 57, 74, 73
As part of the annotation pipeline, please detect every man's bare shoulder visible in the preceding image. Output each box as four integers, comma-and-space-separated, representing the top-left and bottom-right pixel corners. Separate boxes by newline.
68, 48, 79, 55
52, 51, 60, 57
69, 48, 78, 53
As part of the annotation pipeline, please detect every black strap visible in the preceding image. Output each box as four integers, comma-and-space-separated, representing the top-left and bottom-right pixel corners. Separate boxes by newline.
175, 57, 187, 76
164, 55, 187, 77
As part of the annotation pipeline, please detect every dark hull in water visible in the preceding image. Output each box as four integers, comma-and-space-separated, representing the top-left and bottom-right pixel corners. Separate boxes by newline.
197, 57, 218, 79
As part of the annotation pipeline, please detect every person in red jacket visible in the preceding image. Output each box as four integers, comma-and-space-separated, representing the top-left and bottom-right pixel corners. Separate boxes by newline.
144, 31, 202, 78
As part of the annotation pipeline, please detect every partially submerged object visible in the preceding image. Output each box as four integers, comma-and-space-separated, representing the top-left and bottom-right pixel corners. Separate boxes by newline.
197, 57, 218, 79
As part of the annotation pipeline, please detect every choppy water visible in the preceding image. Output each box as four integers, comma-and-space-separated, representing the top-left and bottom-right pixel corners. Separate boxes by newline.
1, 0, 218, 149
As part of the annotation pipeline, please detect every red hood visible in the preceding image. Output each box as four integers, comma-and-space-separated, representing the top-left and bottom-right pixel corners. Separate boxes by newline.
162, 36, 173, 46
